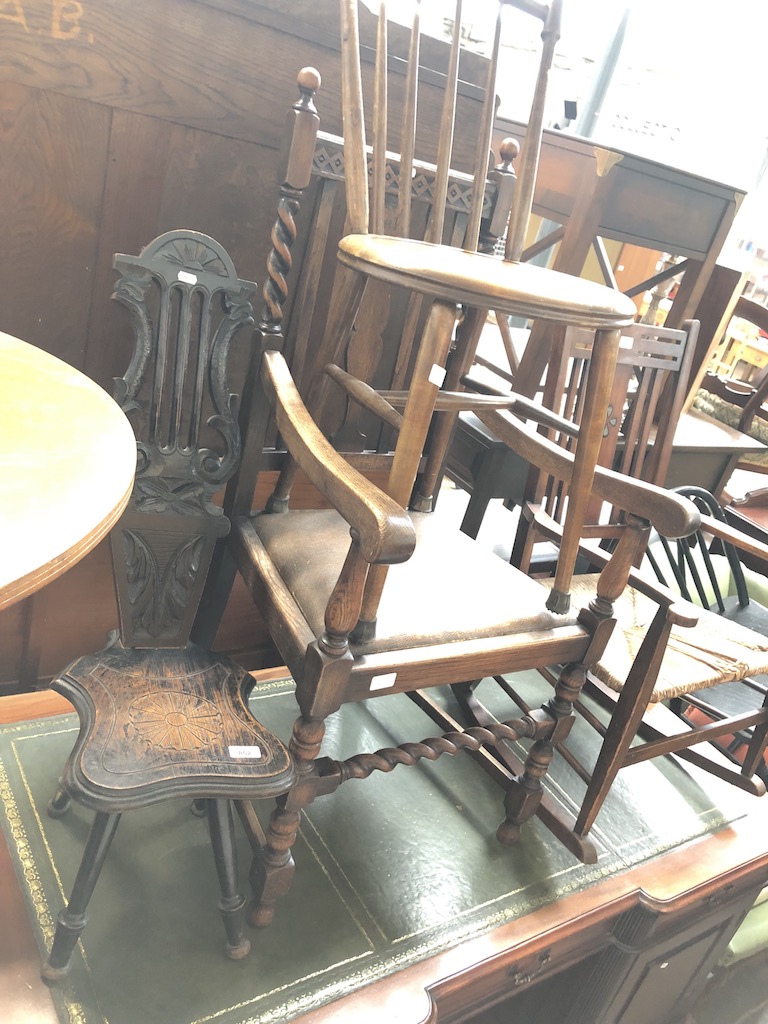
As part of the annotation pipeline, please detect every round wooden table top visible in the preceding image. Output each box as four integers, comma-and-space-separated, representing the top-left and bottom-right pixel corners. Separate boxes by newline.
0, 332, 136, 611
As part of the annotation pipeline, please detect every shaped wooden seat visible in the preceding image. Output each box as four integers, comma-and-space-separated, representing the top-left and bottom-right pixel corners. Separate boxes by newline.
41, 231, 295, 983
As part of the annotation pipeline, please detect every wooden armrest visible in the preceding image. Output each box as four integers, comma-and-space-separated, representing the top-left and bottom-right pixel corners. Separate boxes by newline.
697, 512, 768, 565
478, 408, 699, 539
262, 351, 415, 565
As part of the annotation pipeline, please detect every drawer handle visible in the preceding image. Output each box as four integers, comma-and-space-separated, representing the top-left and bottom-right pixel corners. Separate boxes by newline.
508, 948, 552, 987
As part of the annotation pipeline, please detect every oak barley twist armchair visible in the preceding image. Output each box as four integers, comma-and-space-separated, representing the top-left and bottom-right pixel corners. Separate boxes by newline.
198, 0, 700, 925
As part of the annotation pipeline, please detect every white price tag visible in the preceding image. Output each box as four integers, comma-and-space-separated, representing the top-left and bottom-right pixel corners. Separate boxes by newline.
228, 745, 262, 759
178, 270, 198, 284
369, 672, 397, 692
428, 364, 446, 388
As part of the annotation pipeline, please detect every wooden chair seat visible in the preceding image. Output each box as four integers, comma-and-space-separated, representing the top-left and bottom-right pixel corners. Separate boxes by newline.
237, 510, 577, 657
556, 575, 768, 702
52, 640, 295, 811
338, 234, 636, 327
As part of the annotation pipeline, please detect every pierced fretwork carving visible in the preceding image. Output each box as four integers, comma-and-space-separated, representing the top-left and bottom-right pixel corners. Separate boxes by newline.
313, 133, 495, 219
110, 231, 258, 646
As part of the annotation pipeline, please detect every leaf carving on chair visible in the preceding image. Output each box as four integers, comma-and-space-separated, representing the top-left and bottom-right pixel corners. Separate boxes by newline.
112, 266, 154, 415
123, 530, 206, 638
127, 690, 224, 751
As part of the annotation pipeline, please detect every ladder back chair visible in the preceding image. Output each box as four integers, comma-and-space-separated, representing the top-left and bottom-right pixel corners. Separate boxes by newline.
42, 231, 295, 983
497, 485, 768, 842
205, 0, 695, 922
447, 320, 699, 544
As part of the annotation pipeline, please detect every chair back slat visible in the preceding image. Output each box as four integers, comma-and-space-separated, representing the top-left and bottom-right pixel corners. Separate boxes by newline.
423, 0, 463, 245
465, 3, 504, 253
340, 0, 369, 234
396, 0, 421, 237
372, 2, 388, 234
505, 0, 562, 262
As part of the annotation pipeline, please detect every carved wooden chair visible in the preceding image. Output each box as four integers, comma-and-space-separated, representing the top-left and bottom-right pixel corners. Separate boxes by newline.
41, 231, 295, 983
199, 0, 705, 921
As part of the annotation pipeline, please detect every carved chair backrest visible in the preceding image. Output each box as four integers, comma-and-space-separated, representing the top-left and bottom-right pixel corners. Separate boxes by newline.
512, 320, 697, 567
110, 231, 257, 648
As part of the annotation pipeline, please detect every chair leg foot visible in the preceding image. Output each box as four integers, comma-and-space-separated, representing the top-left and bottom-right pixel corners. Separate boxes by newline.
498, 740, 553, 845
248, 802, 298, 928
207, 799, 250, 959
47, 783, 71, 819
42, 811, 121, 983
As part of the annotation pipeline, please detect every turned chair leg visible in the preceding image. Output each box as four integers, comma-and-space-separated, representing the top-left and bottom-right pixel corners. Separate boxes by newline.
248, 796, 298, 928
207, 799, 250, 960
42, 811, 121, 984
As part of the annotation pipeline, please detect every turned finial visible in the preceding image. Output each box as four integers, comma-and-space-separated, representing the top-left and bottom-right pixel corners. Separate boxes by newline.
297, 66, 321, 95
498, 137, 520, 170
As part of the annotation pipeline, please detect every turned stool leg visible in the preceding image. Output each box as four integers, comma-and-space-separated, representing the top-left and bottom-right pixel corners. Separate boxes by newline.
42, 810, 121, 984
248, 796, 298, 928
207, 799, 250, 960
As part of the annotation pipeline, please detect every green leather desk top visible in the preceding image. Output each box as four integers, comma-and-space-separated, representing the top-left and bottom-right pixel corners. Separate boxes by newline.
0, 673, 762, 1024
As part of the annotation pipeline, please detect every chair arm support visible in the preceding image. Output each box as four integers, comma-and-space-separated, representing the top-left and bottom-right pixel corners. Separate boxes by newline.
262, 350, 416, 565
478, 408, 699, 539
529, 505, 699, 629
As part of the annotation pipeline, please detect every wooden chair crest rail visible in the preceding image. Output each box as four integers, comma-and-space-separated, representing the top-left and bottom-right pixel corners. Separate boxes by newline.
41, 231, 296, 983
196, 0, 696, 923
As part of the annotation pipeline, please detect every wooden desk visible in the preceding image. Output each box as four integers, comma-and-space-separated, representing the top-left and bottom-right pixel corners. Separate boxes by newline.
0, 333, 136, 610
2, 681, 768, 1024
664, 408, 768, 495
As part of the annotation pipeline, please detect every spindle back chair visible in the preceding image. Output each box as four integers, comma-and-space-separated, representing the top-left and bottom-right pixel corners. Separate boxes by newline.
198, 2, 695, 925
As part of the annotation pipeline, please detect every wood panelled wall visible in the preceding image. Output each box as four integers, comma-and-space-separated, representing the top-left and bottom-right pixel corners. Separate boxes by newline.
0, 0, 392, 690
0, 1, 744, 690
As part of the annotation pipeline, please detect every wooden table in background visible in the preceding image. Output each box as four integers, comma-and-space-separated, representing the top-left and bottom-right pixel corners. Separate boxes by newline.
0, 332, 136, 610
664, 407, 768, 496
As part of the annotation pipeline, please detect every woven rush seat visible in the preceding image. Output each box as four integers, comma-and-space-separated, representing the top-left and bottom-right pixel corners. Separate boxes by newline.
556, 575, 768, 702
